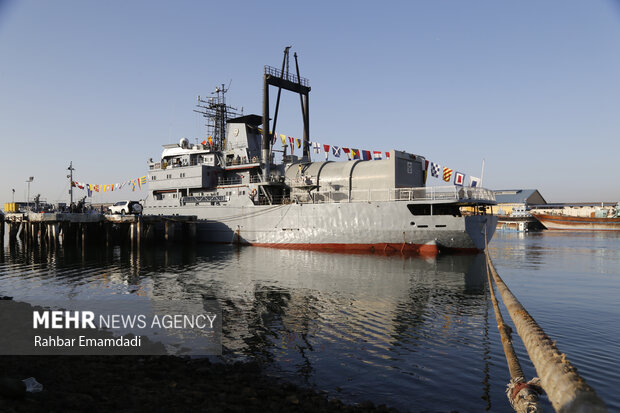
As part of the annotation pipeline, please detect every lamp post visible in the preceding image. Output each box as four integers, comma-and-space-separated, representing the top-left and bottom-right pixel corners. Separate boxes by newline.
26, 176, 34, 210
67, 161, 75, 205
12, 189, 15, 203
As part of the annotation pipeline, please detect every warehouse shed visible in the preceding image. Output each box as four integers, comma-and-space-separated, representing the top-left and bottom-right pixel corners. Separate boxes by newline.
492, 189, 547, 215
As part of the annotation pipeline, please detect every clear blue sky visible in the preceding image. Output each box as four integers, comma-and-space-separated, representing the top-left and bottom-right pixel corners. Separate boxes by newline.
1, 0, 619, 207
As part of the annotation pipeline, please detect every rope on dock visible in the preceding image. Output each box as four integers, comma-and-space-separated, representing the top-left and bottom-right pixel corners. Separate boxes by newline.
484, 251, 542, 412
484, 250, 608, 412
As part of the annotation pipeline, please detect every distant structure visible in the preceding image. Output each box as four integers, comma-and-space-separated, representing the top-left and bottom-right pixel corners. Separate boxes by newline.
492, 189, 547, 232
492, 189, 547, 216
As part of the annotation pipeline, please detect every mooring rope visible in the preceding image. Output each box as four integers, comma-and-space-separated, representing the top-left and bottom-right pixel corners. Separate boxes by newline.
484, 249, 542, 412
484, 241, 608, 412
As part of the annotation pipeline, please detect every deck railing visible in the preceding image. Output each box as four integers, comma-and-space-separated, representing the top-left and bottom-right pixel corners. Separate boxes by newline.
183, 195, 229, 205
217, 177, 242, 186
306, 186, 495, 204
264, 65, 310, 87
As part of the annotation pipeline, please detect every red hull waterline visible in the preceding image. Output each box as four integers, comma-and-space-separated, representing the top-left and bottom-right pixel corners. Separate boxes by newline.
250, 242, 480, 256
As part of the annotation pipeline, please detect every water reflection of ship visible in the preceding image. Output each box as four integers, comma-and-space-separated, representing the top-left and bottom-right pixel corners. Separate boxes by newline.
2, 242, 488, 344
137, 247, 488, 361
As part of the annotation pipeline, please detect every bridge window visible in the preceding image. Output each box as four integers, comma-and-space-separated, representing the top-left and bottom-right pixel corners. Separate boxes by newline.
407, 204, 462, 216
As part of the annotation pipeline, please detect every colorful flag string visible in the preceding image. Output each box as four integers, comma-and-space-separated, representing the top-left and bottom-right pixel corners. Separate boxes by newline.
275, 132, 480, 187
72, 175, 148, 197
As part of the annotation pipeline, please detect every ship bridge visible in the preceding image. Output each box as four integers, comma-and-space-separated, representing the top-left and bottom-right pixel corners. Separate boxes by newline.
223, 114, 264, 165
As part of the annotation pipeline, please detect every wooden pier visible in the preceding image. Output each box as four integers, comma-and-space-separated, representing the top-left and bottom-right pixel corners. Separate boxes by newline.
1, 212, 197, 249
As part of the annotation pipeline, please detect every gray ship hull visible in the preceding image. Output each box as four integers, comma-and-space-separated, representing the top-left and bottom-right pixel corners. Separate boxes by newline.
144, 201, 497, 254
142, 56, 498, 256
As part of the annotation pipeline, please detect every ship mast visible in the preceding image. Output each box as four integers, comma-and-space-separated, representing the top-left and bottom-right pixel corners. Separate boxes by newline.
194, 84, 242, 151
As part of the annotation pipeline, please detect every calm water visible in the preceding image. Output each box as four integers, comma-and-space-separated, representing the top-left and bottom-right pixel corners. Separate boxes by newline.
1, 229, 619, 412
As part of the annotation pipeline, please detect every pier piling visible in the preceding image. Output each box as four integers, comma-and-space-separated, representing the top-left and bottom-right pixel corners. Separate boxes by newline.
165, 219, 175, 242
186, 221, 196, 243
2, 213, 196, 250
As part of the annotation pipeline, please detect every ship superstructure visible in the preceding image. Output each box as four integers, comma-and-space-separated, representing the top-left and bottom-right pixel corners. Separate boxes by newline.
143, 49, 497, 254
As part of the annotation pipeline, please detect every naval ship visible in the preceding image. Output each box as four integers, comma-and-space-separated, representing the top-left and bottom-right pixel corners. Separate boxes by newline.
143, 49, 497, 254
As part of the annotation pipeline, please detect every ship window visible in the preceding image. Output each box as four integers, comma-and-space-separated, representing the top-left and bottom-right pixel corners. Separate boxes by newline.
433, 204, 462, 216
407, 204, 462, 216
166, 174, 172, 179
407, 204, 431, 215
151, 176, 156, 180
180, 173, 185, 178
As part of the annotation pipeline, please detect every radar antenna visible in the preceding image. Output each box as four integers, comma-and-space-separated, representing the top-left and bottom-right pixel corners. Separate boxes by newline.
194, 83, 242, 151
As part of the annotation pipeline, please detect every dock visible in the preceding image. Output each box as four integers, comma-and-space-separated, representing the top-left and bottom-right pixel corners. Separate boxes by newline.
496, 215, 544, 232
2, 212, 197, 248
